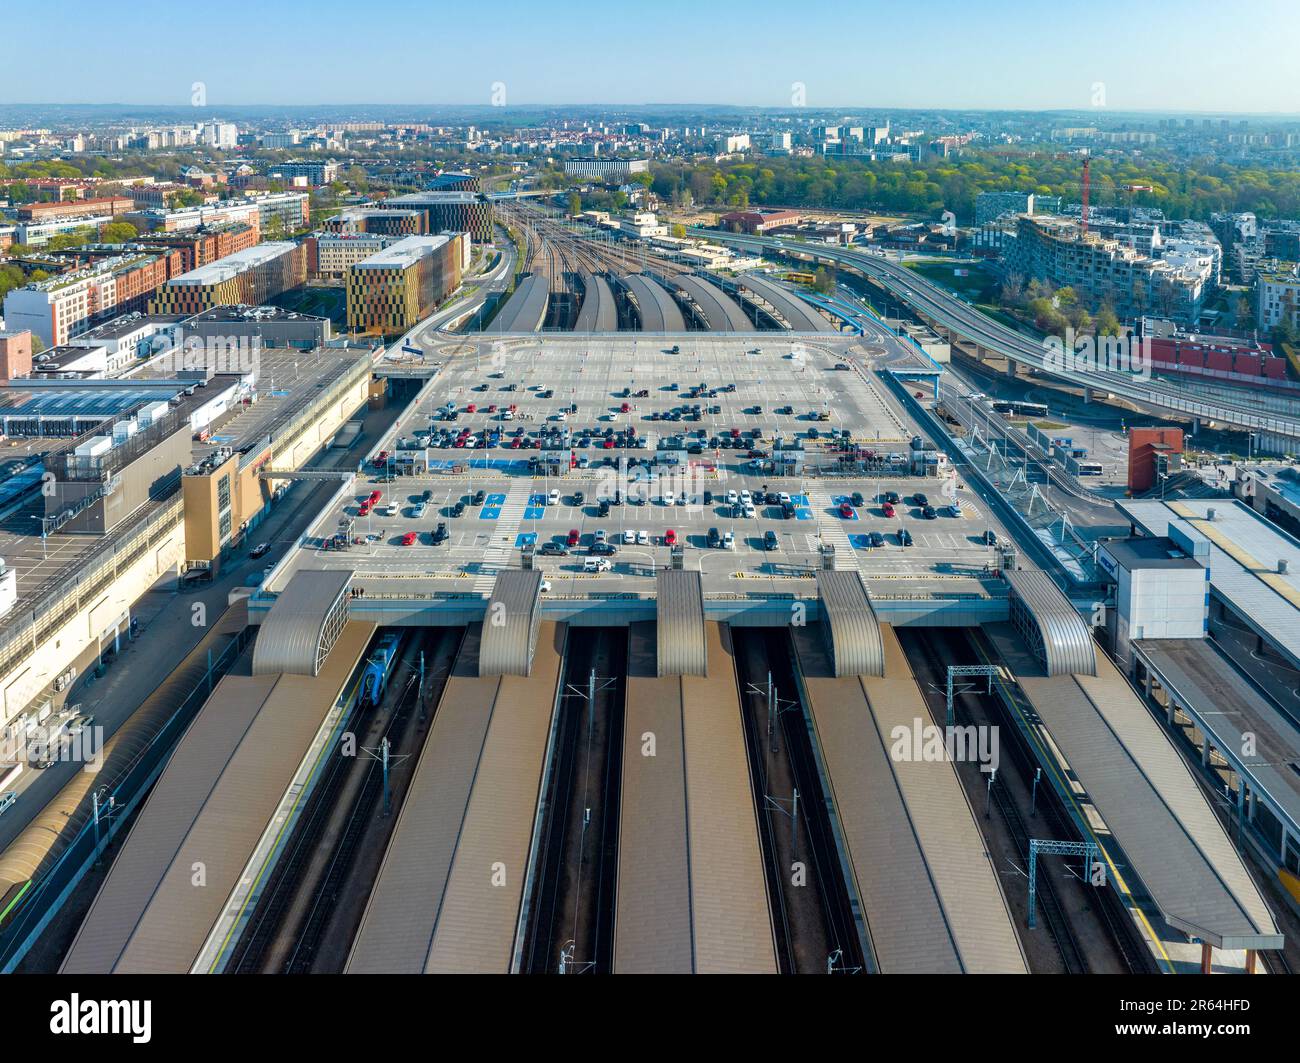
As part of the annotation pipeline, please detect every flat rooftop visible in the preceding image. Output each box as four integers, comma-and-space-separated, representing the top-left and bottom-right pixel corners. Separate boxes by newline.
164, 242, 298, 286
351, 234, 449, 270
1119, 497, 1300, 667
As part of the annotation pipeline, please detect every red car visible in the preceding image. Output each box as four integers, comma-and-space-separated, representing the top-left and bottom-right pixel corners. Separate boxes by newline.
401, 532, 417, 546
603, 438, 615, 448
373, 450, 388, 467
567, 528, 580, 547
510, 436, 522, 449
882, 502, 895, 518
358, 502, 371, 517
368, 490, 382, 504
730, 427, 741, 438
620, 402, 631, 413
664, 528, 677, 546
839, 502, 856, 519
467, 403, 477, 413
487, 404, 497, 413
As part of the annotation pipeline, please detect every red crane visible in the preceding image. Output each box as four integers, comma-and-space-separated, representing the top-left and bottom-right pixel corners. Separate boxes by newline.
1080, 154, 1091, 235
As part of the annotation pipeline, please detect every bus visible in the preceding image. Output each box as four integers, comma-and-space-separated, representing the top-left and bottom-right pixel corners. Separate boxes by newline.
1076, 461, 1105, 477
784, 271, 816, 285
990, 399, 1049, 418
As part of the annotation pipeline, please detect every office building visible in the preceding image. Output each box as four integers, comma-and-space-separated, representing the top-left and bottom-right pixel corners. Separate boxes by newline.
344, 234, 463, 336
562, 157, 650, 180
149, 242, 307, 316
385, 191, 493, 243
324, 208, 427, 237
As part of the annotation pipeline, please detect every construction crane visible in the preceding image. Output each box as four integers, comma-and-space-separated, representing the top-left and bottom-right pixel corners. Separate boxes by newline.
1080, 154, 1091, 234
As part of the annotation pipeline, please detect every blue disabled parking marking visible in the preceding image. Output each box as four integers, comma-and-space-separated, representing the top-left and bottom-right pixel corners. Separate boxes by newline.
832, 495, 850, 505
529, 493, 546, 505
515, 532, 537, 548
480, 507, 502, 520
849, 535, 872, 550
791, 495, 809, 506
524, 506, 546, 520
794, 507, 814, 520
486, 493, 507, 506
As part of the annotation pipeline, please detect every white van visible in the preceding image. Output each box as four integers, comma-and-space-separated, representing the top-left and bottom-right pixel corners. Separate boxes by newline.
583, 557, 613, 572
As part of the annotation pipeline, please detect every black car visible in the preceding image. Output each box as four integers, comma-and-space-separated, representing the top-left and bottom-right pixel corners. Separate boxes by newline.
572, 491, 585, 506
922, 505, 937, 519
451, 501, 465, 517
884, 491, 900, 505
781, 502, 796, 519
763, 530, 778, 550
472, 490, 486, 506
984, 529, 998, 545
703, 490, 713, 505
432, 523, 449, 544
868, 531, 885, 548
538, 541, 568, 556
598, 500, 610, 517
590, 542, 617, 556
898, 528, 913, 546
707, 527, 721, 548
913, 493, 928, 506
422, 489, 434, 502
851, 492, 865, 508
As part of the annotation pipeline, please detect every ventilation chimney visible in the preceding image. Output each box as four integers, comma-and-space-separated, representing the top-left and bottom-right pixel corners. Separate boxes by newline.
1206, 508, 1216, 521
1279, 559, 1289, 575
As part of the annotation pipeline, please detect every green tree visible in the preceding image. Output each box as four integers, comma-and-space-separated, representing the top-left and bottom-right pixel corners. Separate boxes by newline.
568, 192, 581, 217
100, 221, 139, 244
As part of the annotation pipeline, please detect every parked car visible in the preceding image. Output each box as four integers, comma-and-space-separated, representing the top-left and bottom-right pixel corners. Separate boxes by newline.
664, 528, 677, 547
539, 541, 568, 556
707, 527, 721, 548
249, 541, 271, 559
763, 530, 778, 550
898, 528, 914, 546
868, 531, 885, 548
401, 531, 417, 546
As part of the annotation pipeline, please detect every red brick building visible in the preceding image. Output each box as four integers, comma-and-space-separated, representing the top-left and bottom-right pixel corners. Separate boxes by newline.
1127, 427, 1184, 494
719, 209, 803, 234
17, 196, 135, 222
138, 223, 259, 274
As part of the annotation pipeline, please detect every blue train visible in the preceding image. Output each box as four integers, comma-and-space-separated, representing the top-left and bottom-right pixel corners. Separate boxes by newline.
358, 631, 404, 707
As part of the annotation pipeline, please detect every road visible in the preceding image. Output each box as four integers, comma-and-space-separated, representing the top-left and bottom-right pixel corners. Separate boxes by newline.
693, 228, 1300, 442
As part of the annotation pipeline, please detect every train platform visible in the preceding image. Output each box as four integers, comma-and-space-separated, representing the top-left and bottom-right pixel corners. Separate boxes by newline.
984, 623, 1284, 973
1133, 637, 1300, 895
621, 274, 686, 333
345, 621, 566, 974
612, 620, 777, 973
59, 620, 375, 973
790, 622, 1028, 973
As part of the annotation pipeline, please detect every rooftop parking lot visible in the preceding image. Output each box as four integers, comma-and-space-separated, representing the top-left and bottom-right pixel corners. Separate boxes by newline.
275, 337, 1013, 598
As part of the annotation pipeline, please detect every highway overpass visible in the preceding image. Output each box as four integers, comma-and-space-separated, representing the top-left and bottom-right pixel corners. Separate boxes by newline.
693, 228, 1300, 450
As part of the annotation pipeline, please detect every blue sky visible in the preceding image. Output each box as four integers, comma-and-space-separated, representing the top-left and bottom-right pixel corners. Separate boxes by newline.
6, 0, 1298, 113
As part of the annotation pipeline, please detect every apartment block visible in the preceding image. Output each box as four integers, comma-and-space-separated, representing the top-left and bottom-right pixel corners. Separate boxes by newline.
4, 252, 174, 347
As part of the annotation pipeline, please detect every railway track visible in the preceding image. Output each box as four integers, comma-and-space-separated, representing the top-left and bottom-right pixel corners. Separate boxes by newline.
905, 627, 1151, 974
733, 627, 866, 973
226, 627, 459, 973
521, 627, 625, 973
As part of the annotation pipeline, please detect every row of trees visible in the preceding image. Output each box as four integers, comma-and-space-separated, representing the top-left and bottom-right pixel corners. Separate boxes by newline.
641, 151, 1300, 224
